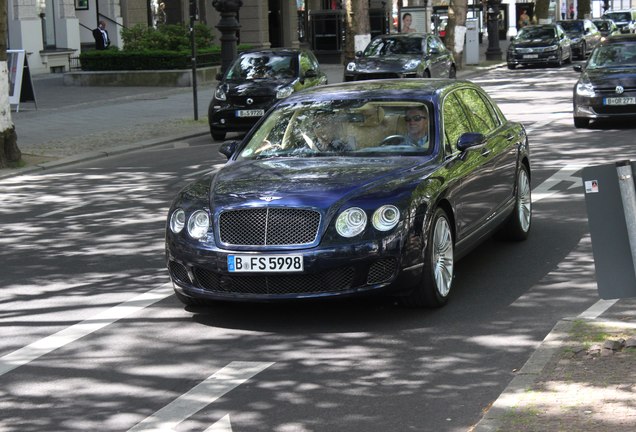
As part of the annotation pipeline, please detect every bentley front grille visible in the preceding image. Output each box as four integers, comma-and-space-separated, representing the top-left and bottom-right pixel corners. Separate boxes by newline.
219, 208, 321, 246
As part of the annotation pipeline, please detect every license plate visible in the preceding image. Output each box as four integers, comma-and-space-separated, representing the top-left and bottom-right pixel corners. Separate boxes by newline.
236, 109, 265, 117
604, 97, 636, 105
228, 255, 304, 272
522, 54, 539, 59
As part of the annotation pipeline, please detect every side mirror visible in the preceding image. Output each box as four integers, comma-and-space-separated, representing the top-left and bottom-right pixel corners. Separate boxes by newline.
573, 64, 583, 72
215, 72, 223, 81
456, 132, 485, 151
510, 36, 514, 41
305, 69, 318, 78
355, 50, 363, 57
429, 47, 440, 55
219, 140, 240, 159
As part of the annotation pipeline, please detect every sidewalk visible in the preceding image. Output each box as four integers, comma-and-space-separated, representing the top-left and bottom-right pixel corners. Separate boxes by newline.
3, 38, 635, 431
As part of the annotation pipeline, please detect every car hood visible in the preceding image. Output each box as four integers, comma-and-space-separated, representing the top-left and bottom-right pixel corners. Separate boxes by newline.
585, 67, 636, 86
354, 56, 420, 72
207, 156, 432, 210
511, 38, 559, 47
224, 78, 296, 96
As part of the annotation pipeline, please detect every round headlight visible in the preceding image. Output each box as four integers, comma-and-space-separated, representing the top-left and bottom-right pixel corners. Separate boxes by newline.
187, 210, 210, 239
214, 85, 227, 101
372, 205, 400, 231
346, 62, 357, 72
276, 86, 294, 99
169, 209, 185, 233
336, 207, 367, 238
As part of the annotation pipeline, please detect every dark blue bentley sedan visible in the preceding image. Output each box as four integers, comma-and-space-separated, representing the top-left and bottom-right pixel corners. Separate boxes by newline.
166, 79, 531, 308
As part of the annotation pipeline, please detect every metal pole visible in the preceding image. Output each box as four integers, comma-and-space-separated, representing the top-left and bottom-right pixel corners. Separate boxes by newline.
190, 15, 198, 121
616, 160, 636, 278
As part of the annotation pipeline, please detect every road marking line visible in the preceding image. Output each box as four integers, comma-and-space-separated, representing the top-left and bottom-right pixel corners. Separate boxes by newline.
128, 362, 274, 432
204, 414, 233, 432
532, 163, 585, 203
0, 283, 173, 377
578, 298, 619, 320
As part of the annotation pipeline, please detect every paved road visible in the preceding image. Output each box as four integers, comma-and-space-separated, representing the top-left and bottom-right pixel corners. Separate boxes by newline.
2, 63, 635, 432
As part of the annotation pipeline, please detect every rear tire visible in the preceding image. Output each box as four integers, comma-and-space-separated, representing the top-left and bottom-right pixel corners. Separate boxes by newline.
401, 208, 454, 308
449, 65, 457, 78
578, 42, 587, 60
499, 164, 532, 241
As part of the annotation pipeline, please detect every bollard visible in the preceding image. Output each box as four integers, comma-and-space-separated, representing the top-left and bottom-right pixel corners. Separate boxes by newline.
616, 160, 636, 278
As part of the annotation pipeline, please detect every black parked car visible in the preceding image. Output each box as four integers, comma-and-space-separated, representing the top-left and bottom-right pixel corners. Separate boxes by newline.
166, 79, 531, 308
344, 33, 456, 81
507, 24, 572, 69
592, 19, 619, 39
208, 48, 328, 141
557, 19, 602, 60
573, 33, 636, 128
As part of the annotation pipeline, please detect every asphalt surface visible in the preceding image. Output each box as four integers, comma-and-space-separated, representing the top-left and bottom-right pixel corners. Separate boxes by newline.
2, 37, 636, 431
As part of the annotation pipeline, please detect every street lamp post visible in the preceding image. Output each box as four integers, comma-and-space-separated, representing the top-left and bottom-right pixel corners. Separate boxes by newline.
212, 0, 243, 75
485, 0, 502, 61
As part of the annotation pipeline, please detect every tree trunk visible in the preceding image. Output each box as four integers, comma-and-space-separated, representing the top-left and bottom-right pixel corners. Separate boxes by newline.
445, 0, 468, 69
0, 0, 21, 168
344, 0, 371, 64
534, 0, 551, 22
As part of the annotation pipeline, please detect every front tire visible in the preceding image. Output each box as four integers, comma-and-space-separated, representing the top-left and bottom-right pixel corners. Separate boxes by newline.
499, 164, 532, 241
449, 65, 457, 78
401, 208, 454, 308
578, 42, 586, 60
574, 117, 589, 128
211, 130, 226, 141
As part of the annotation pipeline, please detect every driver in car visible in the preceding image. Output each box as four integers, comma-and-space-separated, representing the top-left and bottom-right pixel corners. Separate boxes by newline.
404, 107, 429, 148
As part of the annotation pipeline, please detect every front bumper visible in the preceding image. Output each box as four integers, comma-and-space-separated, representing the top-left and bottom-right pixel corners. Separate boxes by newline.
574, 93, 636, 120
507, 51, 561, 66
166, 232, 422, 302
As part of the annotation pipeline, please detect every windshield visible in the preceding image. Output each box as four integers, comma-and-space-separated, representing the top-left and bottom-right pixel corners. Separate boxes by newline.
516, 27, 556, 40
604, 12, 631, 22
588, 43, 636, 68
363, 37, 424, 56
236, 100, 433, 160
226, 53, 297, 80
593, 20, 612, 31
558, 21, 584, 33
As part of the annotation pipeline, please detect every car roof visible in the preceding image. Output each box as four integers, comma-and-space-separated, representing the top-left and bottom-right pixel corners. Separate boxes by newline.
282, 79, 472, 103
240, 48, 305, 56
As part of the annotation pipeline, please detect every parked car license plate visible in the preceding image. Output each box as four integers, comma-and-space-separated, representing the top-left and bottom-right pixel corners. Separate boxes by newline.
522, 54, 539, 59
604, 97, 636, 105
236, 109, 265, 117
228, 255, 304, 272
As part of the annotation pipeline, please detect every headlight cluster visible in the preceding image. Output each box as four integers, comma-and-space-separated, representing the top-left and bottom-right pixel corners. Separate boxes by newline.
335, 205, 400, 238
576, 77, 595, 97
276, 86, 294, 99
404, 59, 420, 70
346, 62, 357, 72
214, 86, 227, 101
170, 209, 210, 240
544, 45, 558, 52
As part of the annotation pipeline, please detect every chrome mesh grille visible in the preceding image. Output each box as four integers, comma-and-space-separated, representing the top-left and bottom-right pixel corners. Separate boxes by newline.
367, 258, 398, 284
219, 208, 321, 246
193, 266, 355, 294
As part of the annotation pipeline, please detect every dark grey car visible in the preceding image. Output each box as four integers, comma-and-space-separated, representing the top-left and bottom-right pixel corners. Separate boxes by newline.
507, 24, 572, 69
557, 19, 602, 60
344, 33, 456, 81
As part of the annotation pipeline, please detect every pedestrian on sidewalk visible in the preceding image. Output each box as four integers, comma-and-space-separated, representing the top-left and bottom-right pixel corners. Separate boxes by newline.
93, 21, 110, 50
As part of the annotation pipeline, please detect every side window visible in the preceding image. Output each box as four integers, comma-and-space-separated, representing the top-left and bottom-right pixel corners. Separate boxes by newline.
300, 53, 311, 76
442, 93, 472, 154
307, 52, 320, 72
455, 89, 499, 135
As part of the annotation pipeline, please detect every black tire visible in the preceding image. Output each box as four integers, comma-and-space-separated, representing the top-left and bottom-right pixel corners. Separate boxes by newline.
423, 69, 431, 78
400, 208, 454, 308
448, 65, 457, 78
211, 130, 226, 141
507, 63, 516, 70
498, 164, 532, 241
574, 117, 589, 128
554, 49, 564, 67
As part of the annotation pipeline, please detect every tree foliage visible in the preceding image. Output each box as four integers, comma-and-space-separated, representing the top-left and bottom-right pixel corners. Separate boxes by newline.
121, 23, 215, 51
